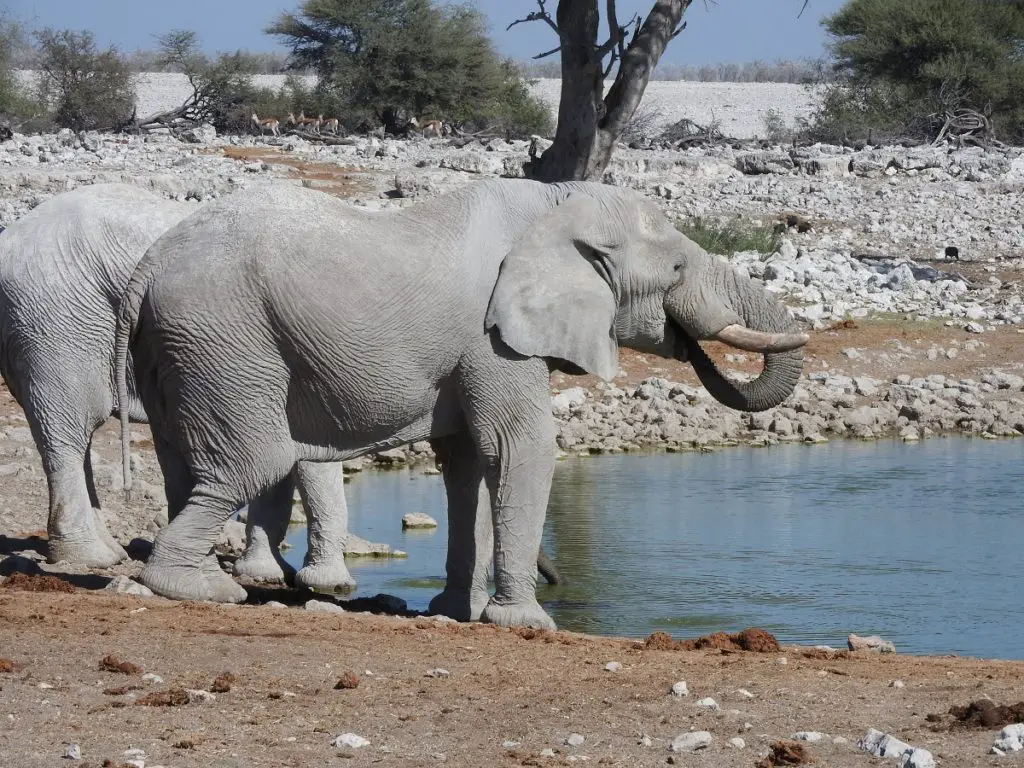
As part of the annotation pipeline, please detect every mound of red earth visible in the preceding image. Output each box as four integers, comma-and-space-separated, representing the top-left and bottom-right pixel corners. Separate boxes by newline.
642, 627, 780, 653
2, 572, 74, 593
932, 699, 1024, 729
755, 740, 812, 767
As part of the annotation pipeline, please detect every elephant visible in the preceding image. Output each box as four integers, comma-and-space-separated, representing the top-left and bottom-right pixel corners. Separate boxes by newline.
0, 183, 355, 591
114, 178, 807, 628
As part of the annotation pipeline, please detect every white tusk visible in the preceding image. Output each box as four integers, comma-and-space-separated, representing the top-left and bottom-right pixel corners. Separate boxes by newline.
712, 323, 809, 353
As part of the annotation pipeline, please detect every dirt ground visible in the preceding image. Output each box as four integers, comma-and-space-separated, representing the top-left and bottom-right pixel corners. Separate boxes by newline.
1, 586, 1022, 767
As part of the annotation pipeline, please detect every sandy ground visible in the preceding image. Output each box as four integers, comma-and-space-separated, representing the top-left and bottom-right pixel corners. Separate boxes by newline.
1, 586, 1022, 767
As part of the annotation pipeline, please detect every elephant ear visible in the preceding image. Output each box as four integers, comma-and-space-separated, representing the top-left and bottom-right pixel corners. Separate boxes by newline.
485, 193, 619, 380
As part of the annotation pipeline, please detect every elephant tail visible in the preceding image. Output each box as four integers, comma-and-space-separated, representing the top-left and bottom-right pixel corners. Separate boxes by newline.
114, 260, 153, 502
537, 547, 567, 586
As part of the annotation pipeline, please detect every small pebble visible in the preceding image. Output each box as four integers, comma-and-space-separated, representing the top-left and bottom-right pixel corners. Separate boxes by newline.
185, 689, 215, 703
695, 697, 720, 710
501, 740, 520, 748
792, 731, 824, 742
638, 734, 652, 747
425, 668, 450, 678
671, 681, 688, 697
566, 733, 585, 747
727, 737, 746, 749
890, 679, 905, 688
332, 733, 370, 749
736, 688, 755, 699
540, 749, 556, 757
63, 743, 81, 760
604, 661, 621, 672
669, 731, 713, 753
142, 673, 163, 684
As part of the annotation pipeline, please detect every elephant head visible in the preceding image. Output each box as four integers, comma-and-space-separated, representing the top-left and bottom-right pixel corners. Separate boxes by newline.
485, 186, 807, 412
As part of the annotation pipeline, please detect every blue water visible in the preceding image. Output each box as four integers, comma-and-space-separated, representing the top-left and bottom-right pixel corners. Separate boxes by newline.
283, 437, 1024, 659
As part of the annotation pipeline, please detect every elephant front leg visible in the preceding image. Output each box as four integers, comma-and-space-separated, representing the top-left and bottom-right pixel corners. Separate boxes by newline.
232, 476, 297, 584
459, 348, 557, 630
291, 461, 356, 594
427, 433, 491, 622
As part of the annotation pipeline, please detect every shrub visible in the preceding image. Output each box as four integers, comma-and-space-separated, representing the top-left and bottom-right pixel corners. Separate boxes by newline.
803, 0, 1024, 144
34, 28, 135, 131
676, 218, 781, 256
267, 0, 551, 137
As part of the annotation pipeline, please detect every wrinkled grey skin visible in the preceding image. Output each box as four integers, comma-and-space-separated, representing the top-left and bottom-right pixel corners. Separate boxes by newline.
115, 178, 806, 628
0, 183, 352, 590
0, 185, 193, 566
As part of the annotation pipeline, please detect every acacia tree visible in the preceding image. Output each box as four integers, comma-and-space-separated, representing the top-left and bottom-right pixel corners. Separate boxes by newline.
514, 0, 692, 182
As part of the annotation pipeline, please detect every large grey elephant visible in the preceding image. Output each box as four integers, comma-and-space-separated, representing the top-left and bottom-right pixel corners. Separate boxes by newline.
115, 178, 806, 628
0, 183, 351, 591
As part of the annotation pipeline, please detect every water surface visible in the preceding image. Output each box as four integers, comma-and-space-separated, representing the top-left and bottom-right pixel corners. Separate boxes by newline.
284, 437, 1024, 659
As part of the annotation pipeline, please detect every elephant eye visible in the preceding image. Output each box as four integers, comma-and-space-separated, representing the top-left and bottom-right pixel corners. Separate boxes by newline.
673, 262, 683, 272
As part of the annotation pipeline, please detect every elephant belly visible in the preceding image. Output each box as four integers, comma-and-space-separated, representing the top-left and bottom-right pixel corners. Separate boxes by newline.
286, 373, 463, 461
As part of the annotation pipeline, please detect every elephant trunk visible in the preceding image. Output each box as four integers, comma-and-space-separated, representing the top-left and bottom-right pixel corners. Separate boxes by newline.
666, 257, 806, 413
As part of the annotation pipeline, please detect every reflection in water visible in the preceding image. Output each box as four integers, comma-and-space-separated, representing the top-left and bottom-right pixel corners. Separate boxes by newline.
284, 437, 1024, 659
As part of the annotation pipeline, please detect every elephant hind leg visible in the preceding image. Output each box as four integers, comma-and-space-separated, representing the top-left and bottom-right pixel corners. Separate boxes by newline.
292, 460, 356, 594
27, 406, 125, 567
233, 474, 298, 584
140, 481, 250, 603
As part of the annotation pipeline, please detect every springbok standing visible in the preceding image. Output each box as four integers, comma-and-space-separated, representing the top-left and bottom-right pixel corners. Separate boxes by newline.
288, 111, 321, 134
319, 115, 339, 136
251, 112, 280, 137
409, 116, 445, 138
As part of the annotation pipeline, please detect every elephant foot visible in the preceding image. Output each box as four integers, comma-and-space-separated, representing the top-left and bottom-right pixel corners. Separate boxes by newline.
232, 550, 296, 584
92, 510, 129, 562
140, 561, 248, 603
481, 598, 556, 630
47, 532, 125, 568
294, 561, 356, 594
427, 586, 490, 623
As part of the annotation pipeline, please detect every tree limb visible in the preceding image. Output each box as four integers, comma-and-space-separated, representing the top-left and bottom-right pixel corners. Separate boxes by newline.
507, 0, 560, 36
533, 45, 562, 60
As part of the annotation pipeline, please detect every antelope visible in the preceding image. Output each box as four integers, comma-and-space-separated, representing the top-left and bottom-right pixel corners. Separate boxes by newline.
409, 116, 445, 138
251, 112, 280, 137
319, 114, 339, 136
288, 111, 320, 134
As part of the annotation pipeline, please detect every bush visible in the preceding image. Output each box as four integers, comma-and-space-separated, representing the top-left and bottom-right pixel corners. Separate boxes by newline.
267, 0, 551, 137
34, 28, 135, 131
676, 218, 781, 256
0, 19, 39, 125
803, 0, 1024, 144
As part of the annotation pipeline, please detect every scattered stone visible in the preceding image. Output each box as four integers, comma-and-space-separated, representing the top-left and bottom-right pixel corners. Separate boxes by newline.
992, 723, 1024, 753
671, 681, 689, 697
736, 688, 755, 699
334, 671, 360, 689
425, 668, 451, 678
102, 574, 155, 597
401, 512, 438, 529
141, 673, 163, 685
62, 743, 81, 760
857, 728, 911, 758
305, 599, 345, 613
902, 747, 936, 768
792, 731, 824, 742
727, 737, 746, 749
638, 734, 652, 747
501, 740, 520, 748
669, 731, 712, 753
695, 697, 720, 710
890, 679, 906, 688
603, 661, 621, 672
99, 655, 142, 675
847, 633, 896, 653
185, 688, 216, 703
566, 733, 585, 747
332, 733, 370, 749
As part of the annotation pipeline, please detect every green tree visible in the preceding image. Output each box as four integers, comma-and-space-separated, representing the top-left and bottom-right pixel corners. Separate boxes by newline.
267, 0, 550, 135
0, 17, 35, 123
34, 28, 135, 130
807, 0, 1024, 143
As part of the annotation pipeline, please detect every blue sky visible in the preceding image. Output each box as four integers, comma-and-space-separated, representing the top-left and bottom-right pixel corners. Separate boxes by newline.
9, 0, 847, 64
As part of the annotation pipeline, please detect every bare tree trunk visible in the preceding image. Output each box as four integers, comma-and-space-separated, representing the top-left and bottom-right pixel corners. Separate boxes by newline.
525, 0, 692, 183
